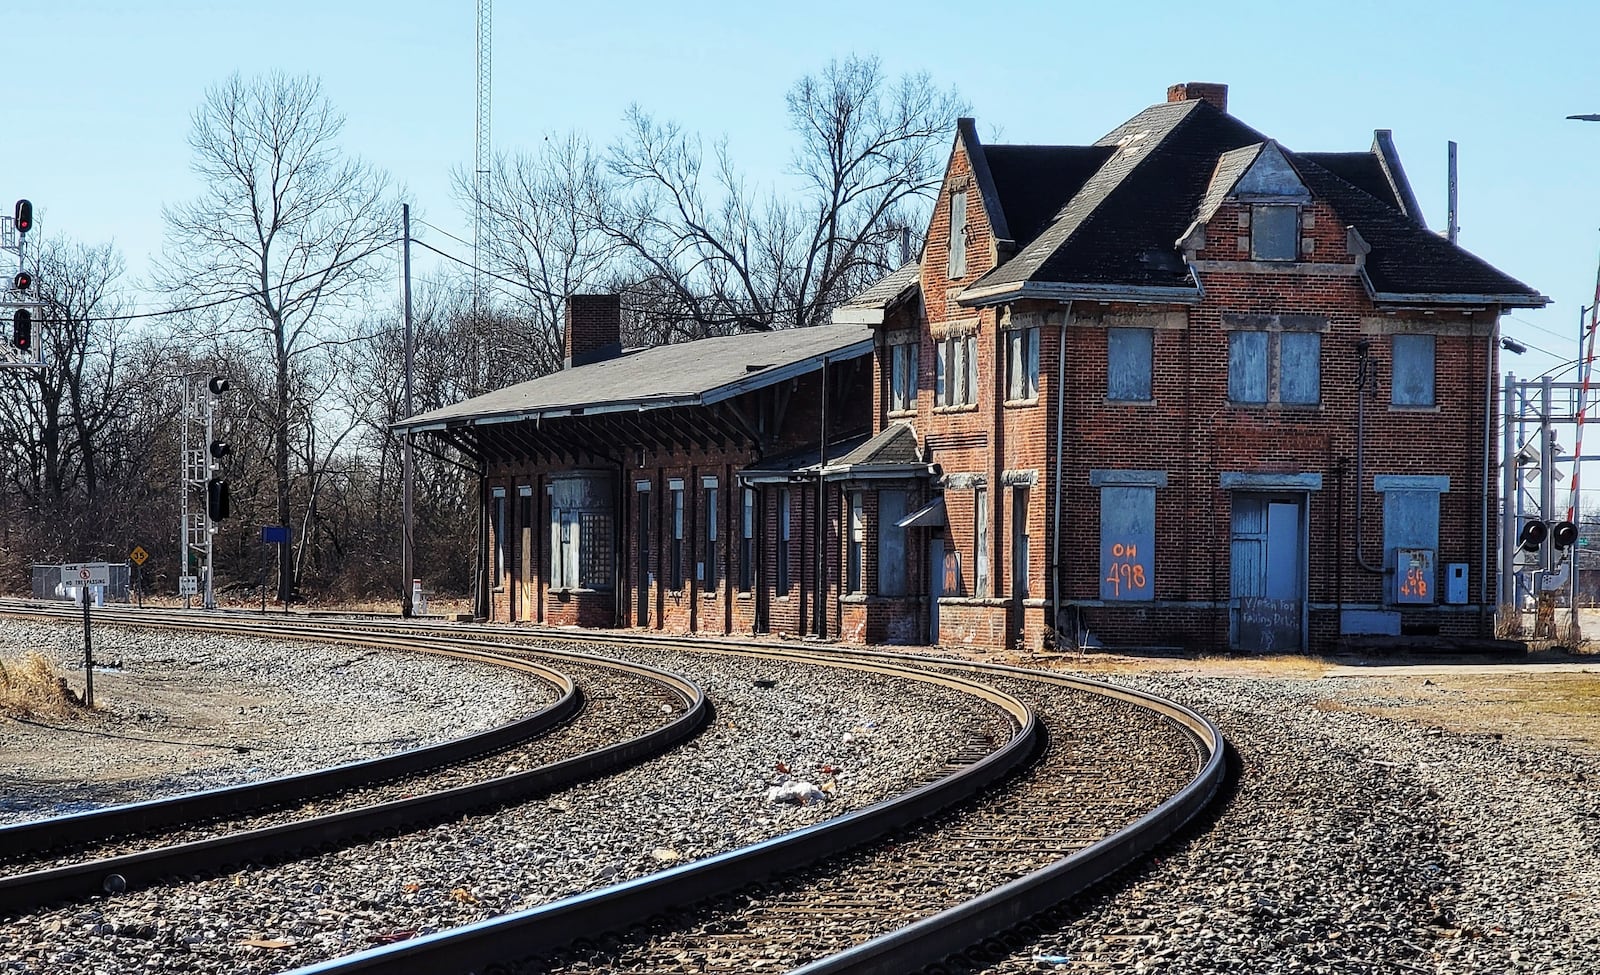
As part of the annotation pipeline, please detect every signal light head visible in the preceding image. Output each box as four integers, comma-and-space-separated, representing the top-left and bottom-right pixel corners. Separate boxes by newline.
209, 440, 232, 461
207, 376, 230, 395
10, 308, 31, 351
12, 270, 31, 292
13, 199, 31, 235
1517, 520, 1549, 552
1552, 520, 1580, 550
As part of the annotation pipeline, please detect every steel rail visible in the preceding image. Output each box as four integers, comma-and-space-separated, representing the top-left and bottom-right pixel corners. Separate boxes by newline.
276, 631, 1221, 975
278, 661, 1039, 975
0, 637, 578, 855
787, 655, 1226, 974
0, 610, 709, 918
2, 603, 1226, 973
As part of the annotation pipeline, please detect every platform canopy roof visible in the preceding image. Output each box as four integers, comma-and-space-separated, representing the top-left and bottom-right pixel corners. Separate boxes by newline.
398, 323, 874, 434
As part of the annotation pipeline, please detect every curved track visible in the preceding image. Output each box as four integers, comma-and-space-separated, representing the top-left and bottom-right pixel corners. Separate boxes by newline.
0, 607, 706, 917
0, 604, 1226, 974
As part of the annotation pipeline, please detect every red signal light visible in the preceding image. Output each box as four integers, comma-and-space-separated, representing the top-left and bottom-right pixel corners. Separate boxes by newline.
13, 200, 31, 235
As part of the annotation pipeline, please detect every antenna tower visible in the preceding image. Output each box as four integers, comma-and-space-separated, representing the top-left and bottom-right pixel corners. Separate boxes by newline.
474, 0, 492, 316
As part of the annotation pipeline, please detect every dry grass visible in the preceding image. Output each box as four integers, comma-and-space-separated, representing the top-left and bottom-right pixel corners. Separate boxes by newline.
0, 651, 80, 717
1321, 672, 1600, 754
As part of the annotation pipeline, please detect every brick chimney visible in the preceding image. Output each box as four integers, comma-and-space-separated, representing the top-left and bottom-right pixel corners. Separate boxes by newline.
1166, 82, 1228, 113
564, 294, 622, 369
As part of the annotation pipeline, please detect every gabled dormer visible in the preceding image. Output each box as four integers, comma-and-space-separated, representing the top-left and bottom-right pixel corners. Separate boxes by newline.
1179, 141, 1315, 262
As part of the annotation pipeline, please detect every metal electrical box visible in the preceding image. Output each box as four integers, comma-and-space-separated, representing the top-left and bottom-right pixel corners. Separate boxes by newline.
1445, 562, 1469, 605
1394, 547, 1437, 605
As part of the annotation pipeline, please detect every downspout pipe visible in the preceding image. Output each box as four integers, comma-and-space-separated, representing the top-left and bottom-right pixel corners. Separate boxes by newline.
1050, 302, 1072, 645
1353, 339, 1385, 575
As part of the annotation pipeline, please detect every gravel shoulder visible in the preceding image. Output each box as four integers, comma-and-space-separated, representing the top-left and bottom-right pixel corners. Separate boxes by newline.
0, 620, 555, 824
936, 648, 1600, 975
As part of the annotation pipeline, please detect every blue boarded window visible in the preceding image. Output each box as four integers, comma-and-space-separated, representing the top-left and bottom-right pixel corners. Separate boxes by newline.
1392, 334, 1436, 407
1279, 332, 1321, 405
1228, 331, 1269, 403
1229, 329, 1320, 405
1107, 327, 1153, 401
1099, 484, 1155, 601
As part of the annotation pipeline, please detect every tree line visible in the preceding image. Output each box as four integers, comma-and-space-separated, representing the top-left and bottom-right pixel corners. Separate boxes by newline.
0, 58, 964, 605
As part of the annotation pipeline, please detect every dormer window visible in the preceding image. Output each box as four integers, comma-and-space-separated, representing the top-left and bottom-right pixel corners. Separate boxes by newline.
1251, 204, 1299, 261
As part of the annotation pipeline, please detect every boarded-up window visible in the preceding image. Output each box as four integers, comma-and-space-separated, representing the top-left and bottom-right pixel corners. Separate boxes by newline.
1251, 204, 1298, 261
1006, 327, 1039, 402
948, 191, 968, 278
1279, 332, 1321, 405
1392, 334, 1436, 406
878, 490, 910, 596
549, 474, 615, 590
847, 492, 865, 594
702, 478, 719, 588
889, 341, 918, 413
1100, 485, 1155, 600
1107, 327, 1153, 401
1230, 329, 1319, 405
777, 488, 792, 596
740, 488, 755, 591
973, 486, 990, 597
1383, 489, 1441, 604
1228, 331, 1269, 403
492, 489, 507, 588
669, 479, 685, 590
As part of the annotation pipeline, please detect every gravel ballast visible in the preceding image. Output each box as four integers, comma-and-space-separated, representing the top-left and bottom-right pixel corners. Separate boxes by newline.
973, 667, 1600, 975
0, 620, 556, 824
0, 630, 1017, 974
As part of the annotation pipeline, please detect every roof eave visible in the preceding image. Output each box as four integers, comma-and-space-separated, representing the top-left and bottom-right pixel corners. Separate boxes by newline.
956, 279, 1204, 308
831, 307, 887, 325
1368, 290, 1552, 309
701, 337, 875, 407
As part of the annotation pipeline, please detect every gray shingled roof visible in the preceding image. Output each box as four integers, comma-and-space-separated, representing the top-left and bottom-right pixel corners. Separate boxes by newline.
942, 97, 1545, 308
399, 323, 874, 431
824, 422, 927, 478
838, 261, 921, 311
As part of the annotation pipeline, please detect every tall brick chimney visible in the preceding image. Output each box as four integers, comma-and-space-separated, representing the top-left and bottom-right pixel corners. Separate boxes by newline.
564, 294, 622, 369
1166, 82, 1229, 113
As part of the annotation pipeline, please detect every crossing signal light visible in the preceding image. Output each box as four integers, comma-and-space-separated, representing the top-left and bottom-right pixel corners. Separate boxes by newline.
13, 199, 31, 235
1517, 520, 1548, 553
206, 478, 231, 520
12, 270, 30, 292
207, 376, 230, 395
10, 308, 30, 351
209, 440, 232, 461
1552, 520, 1579, 550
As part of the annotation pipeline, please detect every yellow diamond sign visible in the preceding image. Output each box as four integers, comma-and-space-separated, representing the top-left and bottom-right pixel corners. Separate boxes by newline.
129, 545, 149, 567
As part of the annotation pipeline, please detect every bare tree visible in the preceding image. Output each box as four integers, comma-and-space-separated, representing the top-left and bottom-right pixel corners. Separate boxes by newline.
0, 238, 146, 565
157, 72, 395, 603
459, 132, 628, 383
602, 55, 964, 339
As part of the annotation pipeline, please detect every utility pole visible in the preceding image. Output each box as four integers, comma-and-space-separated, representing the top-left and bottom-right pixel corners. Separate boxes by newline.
401, 204, 416, 616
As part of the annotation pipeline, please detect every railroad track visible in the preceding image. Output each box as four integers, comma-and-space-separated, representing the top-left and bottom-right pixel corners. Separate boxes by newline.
0, 605, 1224, 974
0, 607, 706, 917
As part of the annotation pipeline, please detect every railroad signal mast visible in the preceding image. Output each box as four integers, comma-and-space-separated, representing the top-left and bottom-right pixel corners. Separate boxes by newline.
2, 198, 42, 369
179, 374, 232, 609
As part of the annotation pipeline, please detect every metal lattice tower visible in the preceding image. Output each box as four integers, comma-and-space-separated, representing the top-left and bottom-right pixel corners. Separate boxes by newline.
474, 0, 492, 316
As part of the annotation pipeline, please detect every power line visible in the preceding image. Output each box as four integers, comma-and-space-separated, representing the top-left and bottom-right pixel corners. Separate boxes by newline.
50, 239, 402, 325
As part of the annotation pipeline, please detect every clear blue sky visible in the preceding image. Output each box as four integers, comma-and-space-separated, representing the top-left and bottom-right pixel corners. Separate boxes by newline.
10, 0, 1600, 384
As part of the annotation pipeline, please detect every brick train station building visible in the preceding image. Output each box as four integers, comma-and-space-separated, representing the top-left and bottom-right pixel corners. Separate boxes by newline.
399, 82, 1546, 654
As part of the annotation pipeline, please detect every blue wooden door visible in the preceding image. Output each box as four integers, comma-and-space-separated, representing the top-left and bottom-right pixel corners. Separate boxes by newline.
1231, 495, 1305, 652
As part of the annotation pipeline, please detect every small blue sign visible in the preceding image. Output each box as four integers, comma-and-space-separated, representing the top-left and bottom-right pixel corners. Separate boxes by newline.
261, 525, 290, 544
